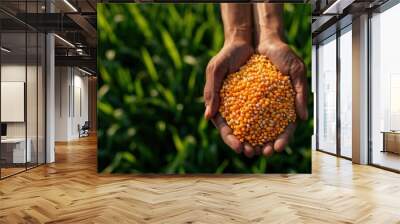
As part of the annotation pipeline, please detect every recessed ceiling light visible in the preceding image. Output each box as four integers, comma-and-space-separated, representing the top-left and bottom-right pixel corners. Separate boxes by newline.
54, 34, 75, 48
322, 0, 354, 15
78, 67, 92, 76
63, 0, 78, 12
1, 47, 11, 53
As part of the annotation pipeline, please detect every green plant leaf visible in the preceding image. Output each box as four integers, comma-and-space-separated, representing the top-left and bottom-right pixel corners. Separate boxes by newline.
128, 5, 153, 39
193, 24, 208, 47
134, 79, 144, 98
216, 159, 229, 174
141, 48, 159, 81
161, 29, 182, 69
161, 88, 176, 108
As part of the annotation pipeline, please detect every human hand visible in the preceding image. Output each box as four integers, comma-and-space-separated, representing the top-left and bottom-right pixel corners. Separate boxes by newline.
253, 32, 308, 157
204, 41, 254, 154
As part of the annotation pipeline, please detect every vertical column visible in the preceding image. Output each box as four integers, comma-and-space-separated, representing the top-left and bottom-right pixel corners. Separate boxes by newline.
352, 14, 369, 164
311, 45, 317, 150
46, 0, 55, 163
336, 29, 341, 157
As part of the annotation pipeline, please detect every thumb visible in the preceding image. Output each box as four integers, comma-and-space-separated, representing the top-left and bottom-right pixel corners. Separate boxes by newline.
204, 57, 227, 120
204, 85, 221, 120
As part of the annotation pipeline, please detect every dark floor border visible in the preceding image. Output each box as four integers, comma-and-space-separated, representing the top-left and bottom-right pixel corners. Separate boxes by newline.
316, 149, 352, 161
369, 164, 400, 174
0, 163, 45, 180
317, 149, 400, 174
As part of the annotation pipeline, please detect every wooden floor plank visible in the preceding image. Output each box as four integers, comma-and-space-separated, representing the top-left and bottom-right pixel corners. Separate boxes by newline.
1, 135, 400, 223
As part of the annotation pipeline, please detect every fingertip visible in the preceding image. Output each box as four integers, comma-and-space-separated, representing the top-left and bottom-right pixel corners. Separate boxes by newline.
205, 106, 217, 120
204, 106, 211, 120
205, 104, 219, 120
244, 143, 254, 158
227, 135, 242, 154
274, 138, 287, 153
263, 144, 274, 157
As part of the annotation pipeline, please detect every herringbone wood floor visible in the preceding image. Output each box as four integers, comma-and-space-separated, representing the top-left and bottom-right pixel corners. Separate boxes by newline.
1, 135, 400, 224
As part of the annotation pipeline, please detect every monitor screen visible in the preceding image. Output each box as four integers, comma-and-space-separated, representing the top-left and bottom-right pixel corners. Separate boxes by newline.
1, 123, 7, 137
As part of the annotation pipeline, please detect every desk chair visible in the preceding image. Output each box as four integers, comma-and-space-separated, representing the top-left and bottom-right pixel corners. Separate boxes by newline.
79, 121, 90, 138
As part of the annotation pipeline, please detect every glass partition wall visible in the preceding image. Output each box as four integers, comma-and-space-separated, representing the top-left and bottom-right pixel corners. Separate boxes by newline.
317, 35, 337, 154
370, 3, 400, 171
339, 26, 352, 159
0, 30, 27, 177
316, 25, 353, 159
0, 2, 46, 179
315, 1, 400, 172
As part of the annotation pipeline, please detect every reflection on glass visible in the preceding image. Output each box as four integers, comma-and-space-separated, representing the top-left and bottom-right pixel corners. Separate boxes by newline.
38, 33, 46, 165
317, 35, 337, 154
371, 4, 400, 171
1, 31, 27, 177
339, 27, 352, 158
27, 30, 38, 169
0, 0, 47, 179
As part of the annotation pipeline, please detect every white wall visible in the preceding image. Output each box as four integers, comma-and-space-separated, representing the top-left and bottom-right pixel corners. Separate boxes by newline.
1, 65, 26, 141
55, 66, 89, 141
1, 65, 25, 81
55, 66, 69, 141
1, 65, 31, 138
72, 73, 89, 138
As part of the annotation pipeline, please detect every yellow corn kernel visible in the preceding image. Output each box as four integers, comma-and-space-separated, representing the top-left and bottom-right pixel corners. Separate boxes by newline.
219, 54, 297, 147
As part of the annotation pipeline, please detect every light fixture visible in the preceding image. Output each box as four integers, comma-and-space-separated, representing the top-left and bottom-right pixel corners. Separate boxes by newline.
322, 0, 354, 15
1, 47, 11, 53
63, 0, 78, 12
54, 34, 75, 48
78, 67, 92, 76
75, 42, 83, 47
322, 0, 341, 14
76, 48, 87, 56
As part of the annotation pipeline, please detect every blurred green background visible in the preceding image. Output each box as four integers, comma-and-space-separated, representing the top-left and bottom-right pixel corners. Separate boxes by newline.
97, 3, 312, 174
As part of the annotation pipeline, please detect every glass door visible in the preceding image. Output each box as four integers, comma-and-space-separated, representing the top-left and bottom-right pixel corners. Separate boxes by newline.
339, 25, 352, 158
317, 35, 337, 154
370, 3, 400, 171
1, 30, 28, 178
0, 0, 46, 179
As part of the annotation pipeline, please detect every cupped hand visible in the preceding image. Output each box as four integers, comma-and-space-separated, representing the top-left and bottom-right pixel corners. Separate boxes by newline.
204, 35, 308, 158
254, 34, 309, 157
203, 41, 254, 154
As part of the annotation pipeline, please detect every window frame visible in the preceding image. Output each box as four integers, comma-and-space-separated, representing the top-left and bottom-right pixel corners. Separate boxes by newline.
367, 0, 400, 173
315, 20, 353, 161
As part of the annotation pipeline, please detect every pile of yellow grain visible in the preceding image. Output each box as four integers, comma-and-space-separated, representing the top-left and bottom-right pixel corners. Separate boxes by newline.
219, 54, 296, 146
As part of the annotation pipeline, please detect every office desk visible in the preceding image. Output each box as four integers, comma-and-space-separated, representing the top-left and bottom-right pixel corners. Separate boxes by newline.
381, 131, 400, 154
1, 138, 31, 163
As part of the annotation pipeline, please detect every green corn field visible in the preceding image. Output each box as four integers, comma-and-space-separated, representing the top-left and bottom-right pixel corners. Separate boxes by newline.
97, 3, 312, 174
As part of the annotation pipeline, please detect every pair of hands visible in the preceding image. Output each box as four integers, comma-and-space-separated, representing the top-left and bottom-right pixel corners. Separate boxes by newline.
203, 33, 308, 158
